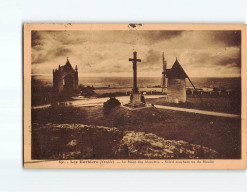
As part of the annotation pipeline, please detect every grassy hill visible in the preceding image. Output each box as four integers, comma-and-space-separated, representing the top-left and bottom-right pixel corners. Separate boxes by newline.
32, 104, 241, 159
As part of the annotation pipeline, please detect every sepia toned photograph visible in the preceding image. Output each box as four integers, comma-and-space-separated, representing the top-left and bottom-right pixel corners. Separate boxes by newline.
24, 24, 247, 169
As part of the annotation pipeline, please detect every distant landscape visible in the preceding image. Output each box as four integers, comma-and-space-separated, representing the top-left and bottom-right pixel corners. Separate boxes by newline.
32, 74, 241, 89
32, 75, 241, 114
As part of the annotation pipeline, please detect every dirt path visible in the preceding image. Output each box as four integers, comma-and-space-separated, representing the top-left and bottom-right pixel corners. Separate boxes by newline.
32, 95, 241, 119
154, 105, 240, 119
32, 95, 165, 109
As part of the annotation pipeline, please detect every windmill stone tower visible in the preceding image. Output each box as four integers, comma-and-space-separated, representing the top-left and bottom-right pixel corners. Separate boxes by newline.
166, 58, 188, 103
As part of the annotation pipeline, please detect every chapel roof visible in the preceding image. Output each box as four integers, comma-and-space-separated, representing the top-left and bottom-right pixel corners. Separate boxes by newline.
60, 58, 74, 72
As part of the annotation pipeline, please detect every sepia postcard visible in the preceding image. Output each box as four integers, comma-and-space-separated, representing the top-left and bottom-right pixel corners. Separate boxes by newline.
24, 24, 247, 169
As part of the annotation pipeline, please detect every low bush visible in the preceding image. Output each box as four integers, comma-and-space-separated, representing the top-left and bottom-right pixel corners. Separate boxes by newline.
103, 97, 121, 115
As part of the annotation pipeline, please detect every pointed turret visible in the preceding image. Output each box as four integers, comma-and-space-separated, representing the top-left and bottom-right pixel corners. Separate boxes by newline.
65, 57, 72, 66
75, 65, 78, 72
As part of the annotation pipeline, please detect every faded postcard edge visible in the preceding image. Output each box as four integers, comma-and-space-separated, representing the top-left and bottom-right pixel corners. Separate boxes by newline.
23, 24, 247, 169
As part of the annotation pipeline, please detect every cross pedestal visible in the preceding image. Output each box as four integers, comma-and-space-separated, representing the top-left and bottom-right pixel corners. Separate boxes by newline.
129, 93, 145, 107
127, 51, 145, 107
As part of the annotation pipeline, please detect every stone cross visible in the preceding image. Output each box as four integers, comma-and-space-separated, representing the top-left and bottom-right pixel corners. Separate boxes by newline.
129, 51, 141, 93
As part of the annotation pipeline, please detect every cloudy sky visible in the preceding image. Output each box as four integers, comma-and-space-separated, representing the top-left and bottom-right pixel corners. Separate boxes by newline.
31, 30, 241, 77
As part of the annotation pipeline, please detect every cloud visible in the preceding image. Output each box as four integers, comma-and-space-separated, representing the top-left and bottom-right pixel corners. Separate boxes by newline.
139, 49, 161, 71
143, 31, 184, 43
32, 47, 72, 64
48, 31, 88, 45
54, 47, 72, 57
192, 46, 240, 67
31, 31, 41, 47
217, 57, 240, 67
31, 30, 241, 77
210, 31, 241, 47
143, 49, 160, 65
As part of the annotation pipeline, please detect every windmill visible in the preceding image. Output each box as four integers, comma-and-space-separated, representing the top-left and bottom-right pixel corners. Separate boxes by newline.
161, 52, 168, 94
166, 57, 203, 103
161, 53, 203, 103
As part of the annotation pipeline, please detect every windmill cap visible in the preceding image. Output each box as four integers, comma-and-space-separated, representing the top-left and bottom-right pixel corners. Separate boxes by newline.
167, 59, 188, 79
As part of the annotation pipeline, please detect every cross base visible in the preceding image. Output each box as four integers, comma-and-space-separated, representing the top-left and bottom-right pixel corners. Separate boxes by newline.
126, 92, 145, 108
132, 87, 139, 93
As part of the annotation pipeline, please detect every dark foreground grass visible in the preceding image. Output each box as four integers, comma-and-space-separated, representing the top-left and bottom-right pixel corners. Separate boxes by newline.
32, 105, 241, 159
32, 123, 220, 160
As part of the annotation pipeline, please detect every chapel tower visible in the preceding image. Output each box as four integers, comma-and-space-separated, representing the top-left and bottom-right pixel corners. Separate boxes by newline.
53, 58, 78, 94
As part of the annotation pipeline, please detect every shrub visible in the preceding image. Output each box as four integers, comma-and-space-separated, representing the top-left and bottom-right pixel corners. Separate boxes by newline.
80, 85, 96, 97
103, 97, 121, 115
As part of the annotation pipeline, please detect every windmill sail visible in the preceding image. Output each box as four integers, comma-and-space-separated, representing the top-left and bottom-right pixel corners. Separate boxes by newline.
161, 52, 168, 93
